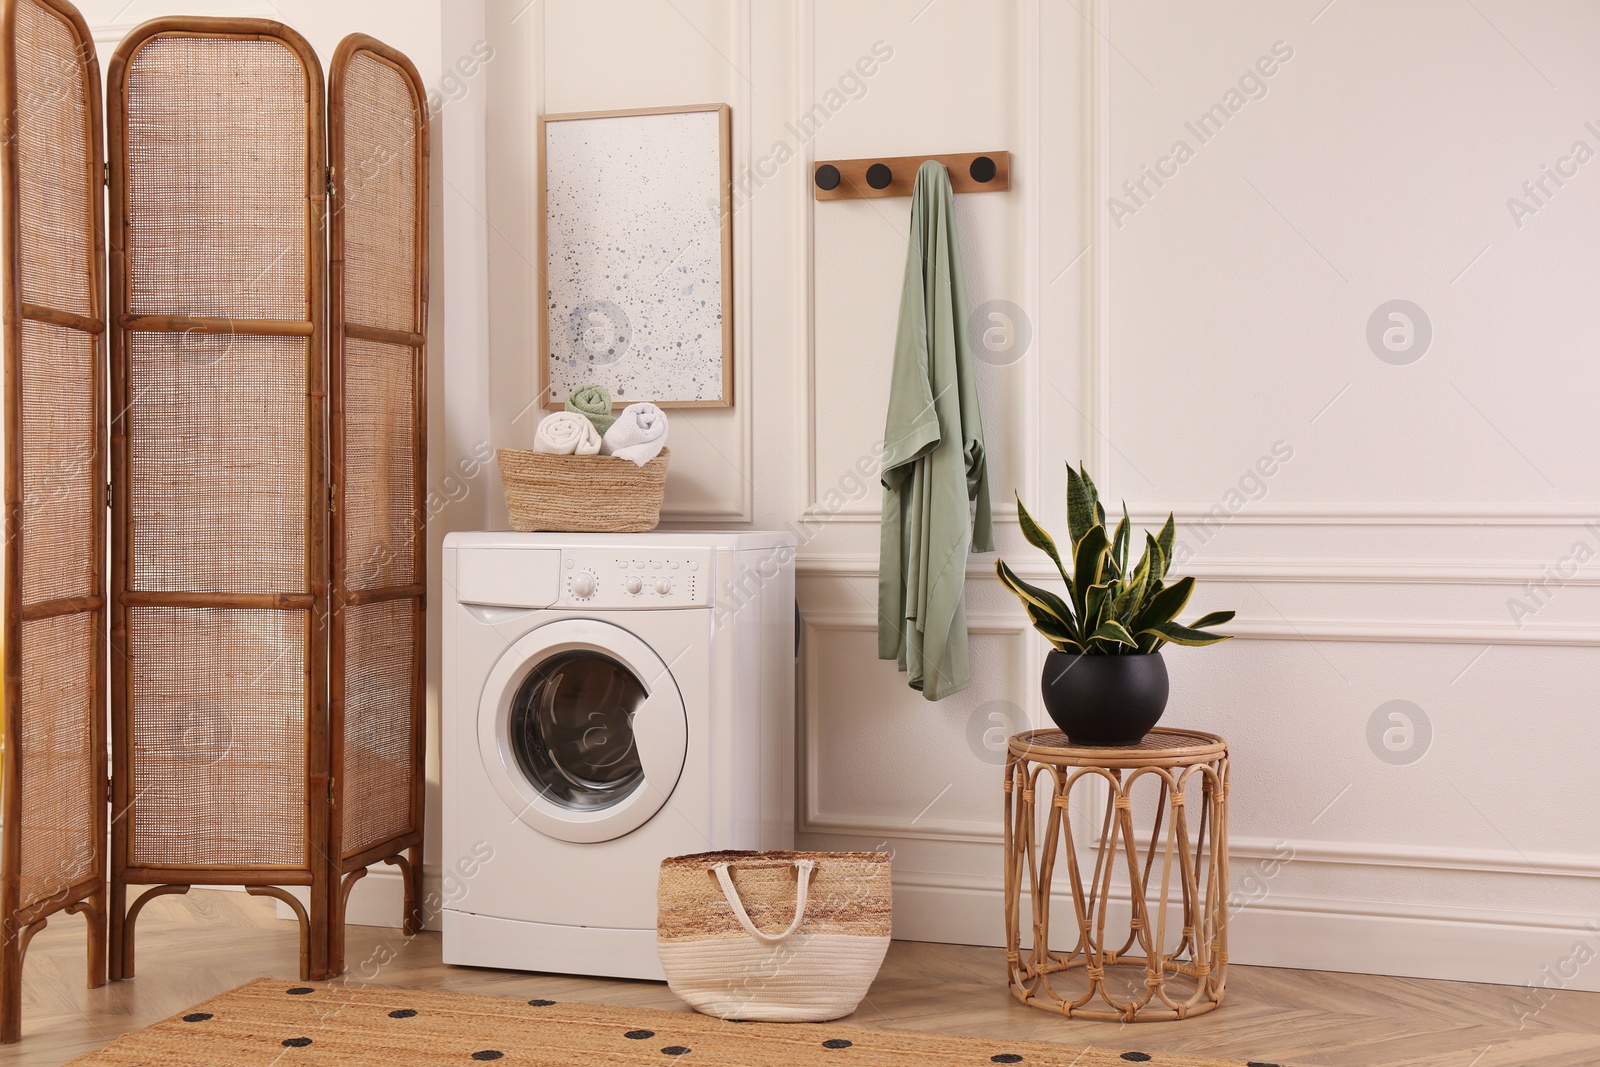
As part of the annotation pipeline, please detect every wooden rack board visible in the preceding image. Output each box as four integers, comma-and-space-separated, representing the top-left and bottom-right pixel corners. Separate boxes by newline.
813, 150, 1010, 200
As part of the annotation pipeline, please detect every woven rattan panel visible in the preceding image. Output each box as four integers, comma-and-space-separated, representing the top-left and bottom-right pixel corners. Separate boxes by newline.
342, 337, 416, 590
124, 37, 307, 319
330, 39, 425, 876
18, 321, 96, 605
340, 53, 419, 332
16, 613, 96, 905
12, 0, 94, 317
8, 0, 104, 931
128, 607, 306, 868
340, 599, 417, 857
127, 332, 308, 593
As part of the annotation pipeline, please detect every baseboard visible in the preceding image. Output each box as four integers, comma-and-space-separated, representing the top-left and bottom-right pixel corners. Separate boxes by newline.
889, 870, 1600, 995
256, 863, 1600, 997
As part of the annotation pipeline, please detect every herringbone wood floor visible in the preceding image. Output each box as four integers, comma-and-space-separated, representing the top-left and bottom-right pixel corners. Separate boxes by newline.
6, 890, 1598, 1066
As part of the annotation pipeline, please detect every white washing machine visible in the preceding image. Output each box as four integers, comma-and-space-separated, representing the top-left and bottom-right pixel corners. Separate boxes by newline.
441, 531, 796, 980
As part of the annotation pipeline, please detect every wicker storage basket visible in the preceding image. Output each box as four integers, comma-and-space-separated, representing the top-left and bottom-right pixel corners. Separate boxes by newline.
497, 447, 668, 533
657, 850, 892, 1022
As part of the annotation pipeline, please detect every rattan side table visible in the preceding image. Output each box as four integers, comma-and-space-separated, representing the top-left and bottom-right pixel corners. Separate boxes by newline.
1003, 727, 1229, 1022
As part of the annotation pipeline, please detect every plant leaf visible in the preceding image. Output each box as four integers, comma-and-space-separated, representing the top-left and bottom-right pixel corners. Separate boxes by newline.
1147, 535, 1167, 594
1155, 513, 1176, 581
1108, 507, 1130, 579
1083, 581, 1113, 636
1138, 620, 1233, 647
1066, 464, 1096, 547
1133, 574, 1195, 632
1089, 619, 1136, 647
1190, 610, 1236, 629
1079, 464, 1107, 529
996, 559, 1079, 639
1107, 537, 1153, 623
1070, 524, 1110, 622
1027, 603, 1083, 652
1015, 492, 1074, 598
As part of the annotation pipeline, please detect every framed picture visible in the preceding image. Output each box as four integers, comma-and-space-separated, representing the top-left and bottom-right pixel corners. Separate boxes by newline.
538, 102, 733, 410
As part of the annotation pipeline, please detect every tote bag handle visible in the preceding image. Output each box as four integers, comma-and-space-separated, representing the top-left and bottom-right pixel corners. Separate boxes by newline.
710, 858, 816, 945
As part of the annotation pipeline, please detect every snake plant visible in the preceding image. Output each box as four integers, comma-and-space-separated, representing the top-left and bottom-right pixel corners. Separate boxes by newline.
996, 464, 1235, 655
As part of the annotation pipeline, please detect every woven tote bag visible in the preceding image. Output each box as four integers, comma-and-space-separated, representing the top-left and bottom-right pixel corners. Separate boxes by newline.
657, 850, 892, 1022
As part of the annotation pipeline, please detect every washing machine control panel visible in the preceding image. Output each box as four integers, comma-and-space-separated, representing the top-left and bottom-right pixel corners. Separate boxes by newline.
559, 548, 712, 608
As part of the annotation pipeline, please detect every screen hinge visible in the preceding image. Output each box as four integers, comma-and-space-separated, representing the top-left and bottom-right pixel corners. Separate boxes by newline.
106, 480, 113, 510
103, 162, 110, 187
326, 166, 336, 196
329, 482, 338, 515
105, 776, 113, 805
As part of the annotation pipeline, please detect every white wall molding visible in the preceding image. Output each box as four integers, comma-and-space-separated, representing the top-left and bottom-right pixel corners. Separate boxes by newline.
889, 869, 1600, 991
1222, 616, 1600, 647
1083, 0, 1112, 484
804, 817, 1600, 882
1129, 505, 1600, 528
798, 552, 1600, 586
806, 579, 1600, 646
659, 0, 754, 523
794, 0, 817, 521
800, 610, 1029, 843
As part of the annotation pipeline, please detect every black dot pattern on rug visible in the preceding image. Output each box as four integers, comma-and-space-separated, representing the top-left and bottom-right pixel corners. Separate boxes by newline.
182, 1013, 212, 1023
1247, 1063, 1282, 1066
1120, 1056, 1152, 1063
471, 1052, 504, 1061
626, 1030, 656, 1040
286, 987, 315, 996
992, 1057, 1024, 1064
282, 1037, 313, 1048
661, 1047, 691, 1057
823, 1039, 853, 1049
527, 999, 556, 1007
389, 1009, 418, 1019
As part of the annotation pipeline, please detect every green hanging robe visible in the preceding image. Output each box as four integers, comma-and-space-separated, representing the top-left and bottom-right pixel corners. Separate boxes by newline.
878, 161, 994, 701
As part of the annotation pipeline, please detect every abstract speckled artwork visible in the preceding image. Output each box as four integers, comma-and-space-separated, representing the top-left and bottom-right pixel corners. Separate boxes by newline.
540, 104, 732, 408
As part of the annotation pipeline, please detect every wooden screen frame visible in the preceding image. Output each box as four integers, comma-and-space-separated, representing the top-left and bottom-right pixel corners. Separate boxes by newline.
0, 0, 108, 1043
106, 17, 331, 983
326, 32, 429, 975
536, 102, 734, 411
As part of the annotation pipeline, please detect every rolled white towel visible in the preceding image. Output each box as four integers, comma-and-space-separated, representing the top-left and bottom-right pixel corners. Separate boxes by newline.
533, 410, 602, 455
600, 402, 669, 466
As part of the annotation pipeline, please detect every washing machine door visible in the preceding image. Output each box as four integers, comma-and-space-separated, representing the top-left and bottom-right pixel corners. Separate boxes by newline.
478, 618, 688, 844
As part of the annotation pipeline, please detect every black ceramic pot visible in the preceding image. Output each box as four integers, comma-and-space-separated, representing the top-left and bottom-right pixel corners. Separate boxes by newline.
1041, 651, 1169, 747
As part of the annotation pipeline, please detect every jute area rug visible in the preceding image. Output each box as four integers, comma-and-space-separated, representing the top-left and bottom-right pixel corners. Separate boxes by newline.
66, 978, 1295, 1066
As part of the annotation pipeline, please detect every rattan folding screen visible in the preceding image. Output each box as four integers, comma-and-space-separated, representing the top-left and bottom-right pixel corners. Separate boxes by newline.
0, 6, 428, 1041
0, 0, 108, 1045
327, 34, 430, 975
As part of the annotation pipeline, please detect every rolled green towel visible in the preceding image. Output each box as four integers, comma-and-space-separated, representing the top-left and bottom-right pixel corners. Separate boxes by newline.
565, 383, 616, 435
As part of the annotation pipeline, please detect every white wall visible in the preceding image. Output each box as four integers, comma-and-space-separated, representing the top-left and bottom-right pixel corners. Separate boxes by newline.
477, 0, 1600, 994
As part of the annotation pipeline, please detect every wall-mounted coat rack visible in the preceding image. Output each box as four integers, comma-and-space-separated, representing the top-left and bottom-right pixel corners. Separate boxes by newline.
813, 151, 1010, 200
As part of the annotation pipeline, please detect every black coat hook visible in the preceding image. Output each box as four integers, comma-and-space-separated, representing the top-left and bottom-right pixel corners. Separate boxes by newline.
866, 163, 893, 189
969, 155, 997, 184
814, 164, 840, 191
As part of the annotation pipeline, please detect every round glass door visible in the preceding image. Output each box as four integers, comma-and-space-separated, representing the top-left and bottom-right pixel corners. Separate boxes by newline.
507, 650, 646, 812
478, 618, 688, 843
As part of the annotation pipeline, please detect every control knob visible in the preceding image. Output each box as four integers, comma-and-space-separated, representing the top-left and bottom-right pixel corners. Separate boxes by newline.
570, 571, 598, 600
624, 575, 644, 595
653, 576, 673, 596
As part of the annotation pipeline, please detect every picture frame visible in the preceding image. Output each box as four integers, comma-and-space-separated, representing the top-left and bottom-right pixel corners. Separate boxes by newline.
537, 102, 733, 410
